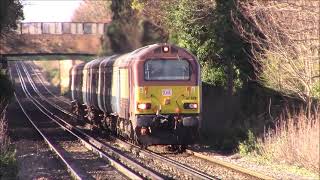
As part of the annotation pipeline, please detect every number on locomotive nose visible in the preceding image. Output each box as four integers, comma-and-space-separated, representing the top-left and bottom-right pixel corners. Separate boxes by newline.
162, 89, 172, 96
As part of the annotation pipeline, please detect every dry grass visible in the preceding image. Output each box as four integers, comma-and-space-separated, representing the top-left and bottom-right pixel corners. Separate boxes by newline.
258, 107, 319, 172
0, 103, 9, 149
0, 103, 17, 179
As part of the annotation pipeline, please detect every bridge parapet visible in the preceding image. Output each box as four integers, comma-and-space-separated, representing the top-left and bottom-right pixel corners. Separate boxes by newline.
16, 22, 108, 35
1, 22, 109, 56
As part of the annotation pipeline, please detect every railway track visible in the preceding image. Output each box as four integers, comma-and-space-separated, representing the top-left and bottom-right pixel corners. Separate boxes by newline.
17, 60, 275, 179
109, 137, 275, 180
12, 61, 163, 180
14, 63, 97, 179
28, 61, 71, 105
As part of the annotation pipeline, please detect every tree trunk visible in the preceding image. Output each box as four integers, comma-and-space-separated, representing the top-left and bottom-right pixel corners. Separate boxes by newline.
227, 58, 234, 96
307, 96, 312, 119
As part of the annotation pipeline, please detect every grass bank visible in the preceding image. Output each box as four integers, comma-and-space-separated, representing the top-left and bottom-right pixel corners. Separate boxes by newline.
0, 105, 17, 179
0, 69, 17, 179
239, 108, 319, 178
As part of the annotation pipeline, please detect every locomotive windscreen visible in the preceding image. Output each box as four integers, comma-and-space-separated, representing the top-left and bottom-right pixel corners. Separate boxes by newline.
144, 59, 190, 80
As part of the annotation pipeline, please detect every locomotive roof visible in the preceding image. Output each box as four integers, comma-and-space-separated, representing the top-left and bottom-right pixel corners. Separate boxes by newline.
128, 43, 197, 60
71, 62, 85, 71
84, 58, 104, 69
100, 55, 119, 67
83, 43, 197, 68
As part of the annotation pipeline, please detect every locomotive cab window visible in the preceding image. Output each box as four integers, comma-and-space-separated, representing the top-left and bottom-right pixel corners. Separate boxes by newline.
144, 59, 191, 80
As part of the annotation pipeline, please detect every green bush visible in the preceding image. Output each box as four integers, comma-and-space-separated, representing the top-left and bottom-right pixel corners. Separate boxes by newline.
0, 71, 13, 104
238, 130, 259, 155
0, 145, 17, 179
0, 69, 16, 179
201, 62, 226, 86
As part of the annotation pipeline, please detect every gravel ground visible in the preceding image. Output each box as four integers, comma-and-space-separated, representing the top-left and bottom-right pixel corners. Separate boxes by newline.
14, 140, 71, 180
188, 146, 319, 180
58, 140, 127, 180
7, 100, 71, 180
147, 145, 255, 180
99, 138, 191, 179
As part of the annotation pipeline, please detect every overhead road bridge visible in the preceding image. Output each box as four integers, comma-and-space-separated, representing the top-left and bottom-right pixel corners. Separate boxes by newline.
0, 22, 109, 57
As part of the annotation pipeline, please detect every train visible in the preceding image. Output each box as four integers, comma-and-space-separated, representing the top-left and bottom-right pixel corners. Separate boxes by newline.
70, 43, 201, 148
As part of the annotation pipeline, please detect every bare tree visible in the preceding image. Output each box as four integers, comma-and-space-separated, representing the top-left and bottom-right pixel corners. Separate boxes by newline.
233, 0, 320, 115
72, 0, 112, 22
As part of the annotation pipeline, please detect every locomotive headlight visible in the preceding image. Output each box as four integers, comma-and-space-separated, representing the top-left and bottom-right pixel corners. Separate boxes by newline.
162, 46, 169, 53
183, 103, 198, 109
137, 103, 151, 110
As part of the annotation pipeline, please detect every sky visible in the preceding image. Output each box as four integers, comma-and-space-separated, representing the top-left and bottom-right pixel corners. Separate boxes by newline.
22, 0, 83, 22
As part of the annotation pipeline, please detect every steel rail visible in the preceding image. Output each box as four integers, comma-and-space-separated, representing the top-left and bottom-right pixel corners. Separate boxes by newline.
112, 138, 218, 180
186, 149, 275, 180
144, 149, 216, 179
17, 61, 164, 180
28, 61, 70, 105
13, 65, 89, 180
20, 62, 77, 119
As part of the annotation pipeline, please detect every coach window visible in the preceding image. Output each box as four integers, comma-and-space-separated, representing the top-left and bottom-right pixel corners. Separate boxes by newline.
83, 23, 92, 34
144, 59, 190, 80
62, 23, 71, 34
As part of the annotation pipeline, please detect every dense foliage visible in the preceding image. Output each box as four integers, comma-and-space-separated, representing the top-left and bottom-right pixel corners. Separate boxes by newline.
71, 0, 112, 23
0, 0, 23, 35
132, 0, 255, 94
0, 1, 21, 178
0, 71, 13, 105
0, 0, 19, 101
233, 0, 319, 112
105, 0, 167, 54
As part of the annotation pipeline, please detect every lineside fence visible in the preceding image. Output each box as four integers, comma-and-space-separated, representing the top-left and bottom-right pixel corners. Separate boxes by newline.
16, 22, 108, 35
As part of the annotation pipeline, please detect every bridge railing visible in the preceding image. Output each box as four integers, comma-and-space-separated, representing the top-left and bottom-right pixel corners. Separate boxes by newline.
16, 22, 108, 35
